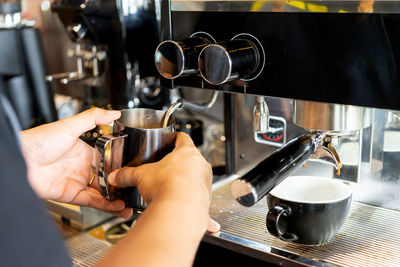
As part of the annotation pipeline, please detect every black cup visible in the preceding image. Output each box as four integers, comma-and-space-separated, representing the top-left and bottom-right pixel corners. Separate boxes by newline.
266, 176, 352, 245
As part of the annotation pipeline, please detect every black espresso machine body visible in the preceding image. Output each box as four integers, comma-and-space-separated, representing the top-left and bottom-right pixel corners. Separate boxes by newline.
157, 0, 400, 195
161, 5, 400, 110
155, 1, 400, 266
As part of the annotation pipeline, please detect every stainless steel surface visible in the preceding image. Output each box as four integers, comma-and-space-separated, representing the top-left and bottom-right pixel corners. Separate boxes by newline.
0, 2, 22, 28
171, 0, 400, 14
46, 44, 87, 85
230, 95, 305, 175
45, 72, 83, 83
155, 40, 186, 79
210, 181, 400, 266
47, 201, 113, 230
162, 99, 183, 128
253, 96, 269, 133
310, 145, 342, 171
198, 36, 261, 85
180, 90, 219, 112
293, 100, 372, 132
117, 108, 171, 129
254, 115, 287, 147
231, 178, 258, 207
0, 12, 21, 28
203, 233, 332, 266
105, 108, 176, 210
99, 108, 176, 208
95, 133, 127, 200
66, 234, 111, 267
162, 91, 220, 128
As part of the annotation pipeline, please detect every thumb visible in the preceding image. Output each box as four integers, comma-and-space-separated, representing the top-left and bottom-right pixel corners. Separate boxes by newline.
60, 107, 121, 137
207, 217, 221, 233
174, 132, 195, 149
108, 166, 142, 188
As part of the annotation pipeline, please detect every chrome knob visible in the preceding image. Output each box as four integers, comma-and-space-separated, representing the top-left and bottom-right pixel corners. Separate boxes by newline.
67, 23, 87, 41
155, 37, 211, 79
198, 39, 260, 85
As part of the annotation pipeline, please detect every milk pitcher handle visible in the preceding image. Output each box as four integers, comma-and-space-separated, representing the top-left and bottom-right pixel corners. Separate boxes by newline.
95, 132, 127, 200
266, 206, 297, 242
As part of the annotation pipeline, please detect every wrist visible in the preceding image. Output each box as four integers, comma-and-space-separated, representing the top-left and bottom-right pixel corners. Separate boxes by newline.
154, 183, 210, 210
151, 193, 210, 230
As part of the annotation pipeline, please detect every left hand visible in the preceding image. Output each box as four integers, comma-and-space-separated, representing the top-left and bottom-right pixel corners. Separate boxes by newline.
20, 108, 133, 218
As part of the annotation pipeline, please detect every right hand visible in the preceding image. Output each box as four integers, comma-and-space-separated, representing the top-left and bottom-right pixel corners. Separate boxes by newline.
108, 132, 220, 232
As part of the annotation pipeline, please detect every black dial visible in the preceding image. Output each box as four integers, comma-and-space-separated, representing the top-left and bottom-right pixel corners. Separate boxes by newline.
198, 38, 260, 85
155, 37, 211, 79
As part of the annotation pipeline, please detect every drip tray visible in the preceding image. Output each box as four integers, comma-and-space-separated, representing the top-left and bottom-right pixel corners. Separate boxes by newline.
66, 234, 111, 267
209, 182, 400, 267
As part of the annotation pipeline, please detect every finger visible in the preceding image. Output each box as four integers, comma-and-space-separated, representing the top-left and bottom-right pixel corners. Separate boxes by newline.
110, 208, 133, 219
108, 166, 141, 188
60, 107, 121, 137
207, 217, 221, 233
174, 132, 195, 148
77, 188, 133, 219
72, 187, 127, 212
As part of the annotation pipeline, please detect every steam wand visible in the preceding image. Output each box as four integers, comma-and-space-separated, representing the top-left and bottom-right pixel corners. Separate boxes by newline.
231, 131, 342, 207
161, 91, 219, 128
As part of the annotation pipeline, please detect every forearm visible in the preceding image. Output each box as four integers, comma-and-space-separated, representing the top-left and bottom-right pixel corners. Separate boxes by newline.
98, 198, 209, 267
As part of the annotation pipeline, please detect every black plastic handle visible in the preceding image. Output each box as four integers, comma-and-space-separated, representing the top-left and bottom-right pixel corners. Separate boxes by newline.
266, 206, 297, 242
231, 134, 316, 207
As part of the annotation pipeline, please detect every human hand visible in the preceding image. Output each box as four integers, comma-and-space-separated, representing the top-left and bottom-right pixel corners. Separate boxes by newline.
108, 132, 220, 232
20, 108, 132, 218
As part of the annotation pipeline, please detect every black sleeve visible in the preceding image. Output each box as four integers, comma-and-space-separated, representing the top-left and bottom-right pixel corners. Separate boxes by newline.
0, 77, 72, 267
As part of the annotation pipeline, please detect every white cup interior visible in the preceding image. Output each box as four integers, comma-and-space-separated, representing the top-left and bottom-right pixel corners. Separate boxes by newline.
269, 176, 352, 204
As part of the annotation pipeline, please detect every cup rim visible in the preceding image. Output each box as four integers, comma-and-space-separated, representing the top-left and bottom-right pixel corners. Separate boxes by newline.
118, 108, 175, 130
269, 176, 352, 204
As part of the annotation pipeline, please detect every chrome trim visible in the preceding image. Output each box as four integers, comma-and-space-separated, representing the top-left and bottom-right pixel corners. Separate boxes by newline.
171, 0, 400, 14
231, 33, 265, 82
293, 100, 372, 131
154, 40, 185, 79
190, 31, 217, 44
0, 12, 22, 29
231, 178, 259, 206
198, 44, 233, 85
204, 232, 333, 266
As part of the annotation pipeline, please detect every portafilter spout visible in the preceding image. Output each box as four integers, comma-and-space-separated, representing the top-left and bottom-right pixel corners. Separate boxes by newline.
231, 131, 342, 207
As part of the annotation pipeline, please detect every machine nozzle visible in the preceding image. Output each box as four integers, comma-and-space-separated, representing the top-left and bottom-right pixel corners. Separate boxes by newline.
253, 96, 269, 133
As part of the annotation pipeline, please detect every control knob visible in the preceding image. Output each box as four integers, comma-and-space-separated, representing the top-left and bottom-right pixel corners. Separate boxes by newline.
155, 37, 212, 79
198, 36, 262, 85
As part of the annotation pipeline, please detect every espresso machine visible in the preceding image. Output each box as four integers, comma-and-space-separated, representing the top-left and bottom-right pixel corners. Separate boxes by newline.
35, 0, 400, 265
47, 0, 170, 111
0, 0, 57, 129
152, 0, 400, 266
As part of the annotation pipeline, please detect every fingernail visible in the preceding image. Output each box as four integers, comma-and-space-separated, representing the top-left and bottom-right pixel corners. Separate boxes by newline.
113, 200, 125, 210
215, 221, 221, 231
108, 172, 116, 185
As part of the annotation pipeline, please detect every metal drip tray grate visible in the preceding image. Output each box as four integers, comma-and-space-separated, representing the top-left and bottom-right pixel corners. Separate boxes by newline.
210, 182, 400, 267
66, 234, 111, 267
